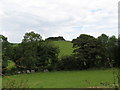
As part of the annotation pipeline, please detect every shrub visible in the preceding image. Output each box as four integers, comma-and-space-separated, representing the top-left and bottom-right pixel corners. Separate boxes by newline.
57, 55, 78, 70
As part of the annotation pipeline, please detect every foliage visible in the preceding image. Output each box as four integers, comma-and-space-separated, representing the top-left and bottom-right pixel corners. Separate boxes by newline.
0, 35, 14, 74
98, 34, 118, 67
72, 34, 118, 69
2, 32, 119, 88
72, 34, 103, 69
117, 37, 120, 67
45, 36, 65, 41
22, 31, 42, 43
1, 32, 119, 74
36, 41, 59, 71
118, 36, 120, 89
12, 32, 59, 71
57, 55, 77, 70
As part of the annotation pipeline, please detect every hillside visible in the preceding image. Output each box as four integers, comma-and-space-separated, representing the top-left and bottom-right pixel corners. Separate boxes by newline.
52, 41, 74, 58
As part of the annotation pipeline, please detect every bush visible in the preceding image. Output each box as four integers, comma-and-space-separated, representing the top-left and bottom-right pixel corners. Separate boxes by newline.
57, 55, 78, 70
45, 36, 65, 41
2, 60, 17, 75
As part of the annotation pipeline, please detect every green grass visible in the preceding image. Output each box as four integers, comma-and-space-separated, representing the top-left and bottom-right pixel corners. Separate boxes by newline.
3, 69, 115, 88
52, 41, 74, 58
0, 77, 1, 89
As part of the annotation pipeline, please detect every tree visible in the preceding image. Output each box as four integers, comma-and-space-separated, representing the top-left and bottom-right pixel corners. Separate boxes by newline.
16, 32, 42, 70
97, 34, 109, 67
36, 41, 59, 71
97, 34, 118, 67
13, 44, 25, 70
22, 31, 42, 43
97, 34, 109, 45
15, 31, 59, 71
72, 34, 103, 69
0, 35, 13, 73
1, 35, 9, 68
45, 36, 65, 41
107, 35, 117, 67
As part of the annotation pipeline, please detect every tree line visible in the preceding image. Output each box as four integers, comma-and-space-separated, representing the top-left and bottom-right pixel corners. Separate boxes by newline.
1, 31, 120, 75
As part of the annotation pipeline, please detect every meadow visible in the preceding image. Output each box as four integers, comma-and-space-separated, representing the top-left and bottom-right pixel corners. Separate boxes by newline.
52, 41, 74, 58
3, 69, 115, 88
2, 41, 119, 88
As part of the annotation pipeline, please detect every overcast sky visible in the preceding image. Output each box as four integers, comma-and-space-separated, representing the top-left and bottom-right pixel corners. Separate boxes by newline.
0, 0, 119, 43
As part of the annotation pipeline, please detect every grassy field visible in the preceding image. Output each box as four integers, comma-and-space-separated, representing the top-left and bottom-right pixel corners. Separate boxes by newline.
3, 69, 115, 88
3, 41, 117, 88
52, 41, 74, 58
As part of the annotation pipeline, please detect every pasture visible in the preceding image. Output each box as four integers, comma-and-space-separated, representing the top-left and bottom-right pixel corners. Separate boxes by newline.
53, 41, 74, 58
3, 69, 115, 88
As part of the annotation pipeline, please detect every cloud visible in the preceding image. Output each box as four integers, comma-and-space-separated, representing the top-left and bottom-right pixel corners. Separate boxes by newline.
0, 0, 119, 43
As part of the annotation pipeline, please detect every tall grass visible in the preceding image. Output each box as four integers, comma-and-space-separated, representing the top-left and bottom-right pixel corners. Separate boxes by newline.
111, 68, 120, 89
117, 69, 120, 90
2, 77, 29, 89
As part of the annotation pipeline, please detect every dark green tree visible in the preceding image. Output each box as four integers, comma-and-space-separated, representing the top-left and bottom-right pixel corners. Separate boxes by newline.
22, 31, 42, 43
0, 35, 13, 72
16, 32, 42, 70
15, 31, 59, 71
97, 34, 109, 67
107, 35, 117, 67
97, 34, 118, 67
36, 41, 59, 71
72, 34, 102, 69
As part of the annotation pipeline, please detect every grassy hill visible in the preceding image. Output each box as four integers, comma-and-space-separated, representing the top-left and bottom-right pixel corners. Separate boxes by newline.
52, 41, 74, 58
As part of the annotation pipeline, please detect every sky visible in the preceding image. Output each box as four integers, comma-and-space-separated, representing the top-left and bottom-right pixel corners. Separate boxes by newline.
0, 0, 119, 43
